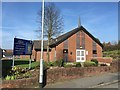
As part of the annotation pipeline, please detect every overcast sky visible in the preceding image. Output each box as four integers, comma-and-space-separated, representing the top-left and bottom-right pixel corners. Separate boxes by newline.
2, 2, 118, 49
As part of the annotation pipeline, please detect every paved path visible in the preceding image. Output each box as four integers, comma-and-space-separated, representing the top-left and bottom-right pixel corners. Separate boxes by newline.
44, 72, 119, 88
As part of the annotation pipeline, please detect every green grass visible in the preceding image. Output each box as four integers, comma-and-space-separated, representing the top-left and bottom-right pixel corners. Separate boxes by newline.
15, 58, 30, 61
2, 59, 39, 69
103, 50, 120, 59
16, 61, 40, 69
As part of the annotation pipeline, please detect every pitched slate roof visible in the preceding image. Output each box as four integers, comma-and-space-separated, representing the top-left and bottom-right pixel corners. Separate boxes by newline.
33, 26, 103, 50
33, 40, 48, 50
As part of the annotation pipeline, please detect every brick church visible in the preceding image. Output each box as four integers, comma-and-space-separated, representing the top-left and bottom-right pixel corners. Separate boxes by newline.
32, 20, 105, 63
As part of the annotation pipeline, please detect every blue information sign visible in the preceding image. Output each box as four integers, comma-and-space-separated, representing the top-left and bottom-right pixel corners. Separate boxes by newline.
13, 38, 33, 55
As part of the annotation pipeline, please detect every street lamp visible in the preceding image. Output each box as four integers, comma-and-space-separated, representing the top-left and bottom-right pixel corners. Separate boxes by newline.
39, 0, 44, 88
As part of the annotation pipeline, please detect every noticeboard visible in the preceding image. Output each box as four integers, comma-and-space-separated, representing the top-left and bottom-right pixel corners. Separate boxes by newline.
13, 38, 33, 55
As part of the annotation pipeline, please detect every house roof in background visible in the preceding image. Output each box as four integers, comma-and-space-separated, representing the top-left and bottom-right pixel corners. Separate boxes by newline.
33, 26, 103, 50
4, 49, 13, 57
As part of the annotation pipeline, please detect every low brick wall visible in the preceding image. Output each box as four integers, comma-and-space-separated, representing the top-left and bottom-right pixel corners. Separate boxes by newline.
2, 60, 119, 88
46, 66, 116, 84
91, 57, 113, 63
2, 76, 39, 88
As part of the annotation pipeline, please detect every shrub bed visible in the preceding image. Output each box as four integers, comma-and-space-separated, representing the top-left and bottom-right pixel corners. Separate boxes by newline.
4, 66, 32, 80
64, 62, 76, 68
84, 61, 96, 67
74, 62, 81, 67
91, 59, 98, 66
44, 59, 64, 68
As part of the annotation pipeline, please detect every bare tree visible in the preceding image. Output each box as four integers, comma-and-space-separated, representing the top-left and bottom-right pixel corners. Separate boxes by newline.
37, 3, 64, 62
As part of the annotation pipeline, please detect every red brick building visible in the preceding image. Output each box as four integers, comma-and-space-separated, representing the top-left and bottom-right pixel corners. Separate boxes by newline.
32, 25, 105, 62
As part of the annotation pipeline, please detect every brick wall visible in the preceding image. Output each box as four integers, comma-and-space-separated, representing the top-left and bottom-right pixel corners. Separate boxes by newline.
36, 51, 48, 62
84, 31, 93, 60
32, 47, 37, 61
2, 76, 39, 88
68, 33, 76, 62
96, 43, 103, 57
46, 65, 118, 84
91, 57, 113, 63
19, 55, 30, 59
50, 48, 55, 61
56, 42, 64, 60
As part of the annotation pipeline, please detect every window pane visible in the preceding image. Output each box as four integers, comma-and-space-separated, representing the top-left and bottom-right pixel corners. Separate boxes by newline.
81, 51, 84, 56
81, 57, 84, 60
93, 50, 97, 54
77, 51, 80, 56
77, 57, 80, 60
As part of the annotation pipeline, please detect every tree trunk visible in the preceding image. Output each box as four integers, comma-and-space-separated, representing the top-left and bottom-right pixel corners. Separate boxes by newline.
47, 39, 50, 62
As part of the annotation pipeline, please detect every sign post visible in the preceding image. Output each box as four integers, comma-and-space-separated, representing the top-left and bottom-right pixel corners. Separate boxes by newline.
29, 55, 32, 69
12, 55, 15, 67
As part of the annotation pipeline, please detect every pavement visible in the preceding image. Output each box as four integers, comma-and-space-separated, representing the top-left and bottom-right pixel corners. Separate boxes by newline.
44, 72, 119, 88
